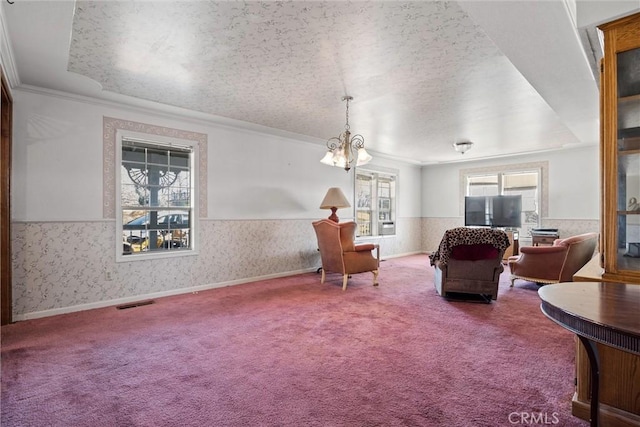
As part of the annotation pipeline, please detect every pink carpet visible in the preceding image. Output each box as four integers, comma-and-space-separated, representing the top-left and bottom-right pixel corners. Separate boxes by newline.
1, 254, 587, 426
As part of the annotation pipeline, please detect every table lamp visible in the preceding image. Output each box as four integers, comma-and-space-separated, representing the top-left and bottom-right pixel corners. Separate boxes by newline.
319, 187, 351, 222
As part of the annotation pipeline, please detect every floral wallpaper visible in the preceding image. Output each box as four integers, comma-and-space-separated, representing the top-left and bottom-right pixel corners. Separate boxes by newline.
11, 215, 597, 319
11, 218, 423, 320
423, 217, 600, 253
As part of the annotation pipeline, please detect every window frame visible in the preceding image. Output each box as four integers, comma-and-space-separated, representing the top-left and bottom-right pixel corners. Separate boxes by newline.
463, 167, 542, 239
115, 130, 199, 262
355, 166, 398, 238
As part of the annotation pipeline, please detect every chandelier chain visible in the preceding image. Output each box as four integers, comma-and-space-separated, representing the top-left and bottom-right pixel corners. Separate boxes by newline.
344, 97, 350, 131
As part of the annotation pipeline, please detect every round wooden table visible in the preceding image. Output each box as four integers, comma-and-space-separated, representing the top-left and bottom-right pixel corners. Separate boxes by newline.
538, 282, 640, 427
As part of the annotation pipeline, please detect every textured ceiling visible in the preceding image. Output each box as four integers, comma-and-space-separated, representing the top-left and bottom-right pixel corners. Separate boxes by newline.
4, 1, 623, 164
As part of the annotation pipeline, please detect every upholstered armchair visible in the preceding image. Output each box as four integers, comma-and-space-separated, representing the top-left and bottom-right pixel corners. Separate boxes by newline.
429, 227, 511, 301
312, 219, 380, 291
508, 232, 598, 286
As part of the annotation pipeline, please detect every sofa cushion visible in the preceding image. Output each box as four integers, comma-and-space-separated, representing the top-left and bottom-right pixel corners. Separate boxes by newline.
451, 244, 499, 261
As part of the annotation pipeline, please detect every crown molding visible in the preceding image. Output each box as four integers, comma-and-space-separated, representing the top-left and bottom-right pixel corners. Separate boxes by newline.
16, 83, 326, 142
421, 142, 598, 166
14, 82, 424, 168
13, 84, 597, 170
0, 3, 20, 88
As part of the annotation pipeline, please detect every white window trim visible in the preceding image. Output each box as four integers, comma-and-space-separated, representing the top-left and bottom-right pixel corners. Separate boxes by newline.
354, 165, 399, 238
463, 167, 543, 240
115, 129, 199, 262
460, 161, 548, 219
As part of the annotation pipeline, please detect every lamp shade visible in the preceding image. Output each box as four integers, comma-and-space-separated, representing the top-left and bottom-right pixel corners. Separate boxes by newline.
320, 187, 351, 209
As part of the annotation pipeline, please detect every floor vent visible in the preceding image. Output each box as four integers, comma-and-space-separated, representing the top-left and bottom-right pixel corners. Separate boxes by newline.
116, 300, 155, 310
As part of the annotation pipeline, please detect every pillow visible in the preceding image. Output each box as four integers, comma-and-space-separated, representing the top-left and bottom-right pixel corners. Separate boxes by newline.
450, 244, 499, 261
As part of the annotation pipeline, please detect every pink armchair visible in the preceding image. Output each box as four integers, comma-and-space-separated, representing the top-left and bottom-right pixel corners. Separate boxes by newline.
312, 219, 380, 291
508, 232, 598, 286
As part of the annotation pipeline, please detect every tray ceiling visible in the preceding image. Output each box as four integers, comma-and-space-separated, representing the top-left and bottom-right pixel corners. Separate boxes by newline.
3, 1, 628, 164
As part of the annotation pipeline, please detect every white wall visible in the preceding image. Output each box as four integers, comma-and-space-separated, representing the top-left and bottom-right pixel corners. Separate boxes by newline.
11, 87, 601, 320
576, 1, 640, 26
420, 146, 600, 251
12, 89, 355, 222
10, 88, 423, 320
421, 146, 599, 220
13, 88, 422, 222
353, 158, 423, 220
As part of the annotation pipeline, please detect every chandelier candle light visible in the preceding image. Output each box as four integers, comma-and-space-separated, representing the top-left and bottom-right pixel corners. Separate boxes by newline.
320, 96, 372, 172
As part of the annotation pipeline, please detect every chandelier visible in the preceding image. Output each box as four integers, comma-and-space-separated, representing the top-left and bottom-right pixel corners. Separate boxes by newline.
320, 96, 372, 172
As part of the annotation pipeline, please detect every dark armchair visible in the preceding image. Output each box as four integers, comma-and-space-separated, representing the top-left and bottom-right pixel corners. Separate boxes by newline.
429, 227, 511, 301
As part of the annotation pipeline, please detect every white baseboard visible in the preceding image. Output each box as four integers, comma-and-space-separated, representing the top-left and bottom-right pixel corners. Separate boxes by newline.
13, 252, 429, 322
13, 267, 318, 322
382, 251, 426, 260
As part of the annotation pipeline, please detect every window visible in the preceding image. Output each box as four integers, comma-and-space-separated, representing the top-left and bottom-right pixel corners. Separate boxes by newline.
116, 132, 197, 261
465, 169, 540, 236
355, 169, 397, 237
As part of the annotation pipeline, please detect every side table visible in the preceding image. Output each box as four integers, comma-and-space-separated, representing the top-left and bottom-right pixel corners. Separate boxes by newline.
532, 233, 559, 246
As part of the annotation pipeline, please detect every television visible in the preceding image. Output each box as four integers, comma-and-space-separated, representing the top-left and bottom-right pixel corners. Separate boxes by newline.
464, 196, 488, 227
490, 195, 522, 228
464, 195, 522, 228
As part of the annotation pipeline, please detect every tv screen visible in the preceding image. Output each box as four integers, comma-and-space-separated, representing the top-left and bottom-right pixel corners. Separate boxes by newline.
490, 195, 522, 228
464, 196, 489, 227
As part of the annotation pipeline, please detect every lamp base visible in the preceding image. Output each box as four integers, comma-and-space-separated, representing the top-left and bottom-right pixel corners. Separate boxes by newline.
328, 207, 339, 223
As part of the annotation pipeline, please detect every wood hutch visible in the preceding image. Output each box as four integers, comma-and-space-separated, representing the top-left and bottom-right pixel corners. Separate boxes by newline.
572, 12, 640, 427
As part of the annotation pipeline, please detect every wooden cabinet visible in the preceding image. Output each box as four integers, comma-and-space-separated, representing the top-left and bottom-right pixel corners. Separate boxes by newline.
573, 341, 640, 427
571, 13, 640, 427
600, 12, 640, 284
